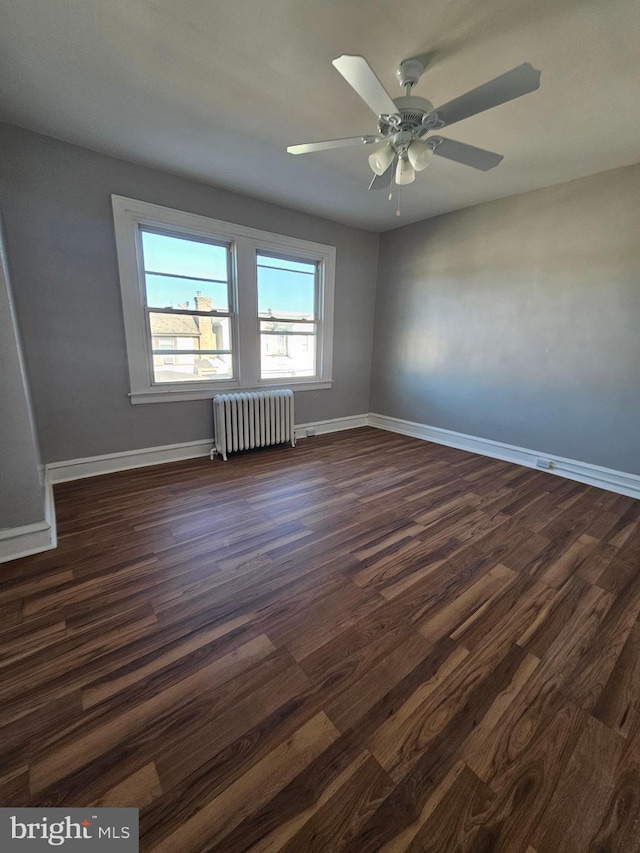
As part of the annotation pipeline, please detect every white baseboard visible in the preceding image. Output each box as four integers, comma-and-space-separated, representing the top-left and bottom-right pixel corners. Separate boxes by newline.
0, 471, 57, 564
44, 412, 640, 504
47, 439, 214, 483
46, 414, 369, 483
295, 414, 369, 439
369, 413, 640, 500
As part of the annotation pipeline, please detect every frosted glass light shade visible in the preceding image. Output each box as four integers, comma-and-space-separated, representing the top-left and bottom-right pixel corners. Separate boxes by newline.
395, 157, 415, 185
368, 144, 395, 176
407, 139, 434, 171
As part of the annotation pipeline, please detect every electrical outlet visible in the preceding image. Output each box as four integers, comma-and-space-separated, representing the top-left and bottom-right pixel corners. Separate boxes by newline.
536, 458, 554, 470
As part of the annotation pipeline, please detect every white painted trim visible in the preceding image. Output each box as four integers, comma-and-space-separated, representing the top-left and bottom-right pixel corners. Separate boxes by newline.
129, 380, 333, 405
47, 416, 369, 482
111, 195, 336, 403
47, 439, 214, 483
369, 413, 640, 500
44, 413, 640, 502
0, 471, 57, 563
295, 414, 369, 439
0, 519, 49, 543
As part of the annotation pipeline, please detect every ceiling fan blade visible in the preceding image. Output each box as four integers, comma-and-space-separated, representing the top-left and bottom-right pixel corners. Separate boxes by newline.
287, 135, 379, 155
430, 63, 541, 127
431, 137, 504, 171
332, 55, 399, 118
368, 161, 395, 190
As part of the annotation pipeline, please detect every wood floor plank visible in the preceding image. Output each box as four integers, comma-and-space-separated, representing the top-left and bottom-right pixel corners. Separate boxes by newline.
539, 533, 600, 589
0, 766, 30, 807
517, 574, 591, 658
375, 760, 467, 852
29, 634, 276, 793
404, 763, 496, 852
153, 654, 310, 791
418, 563, 516, 644
89, 762, 163, 809
591, 731, 640, 851
204, 735, 371, 853
468, 695, 587, 852
365, 642, 470, 777
0, 615, 67, 667
148, 712, 339, 853
37, 649, 298, 808
594, 619, 640, 737
530, 714, 624, 853
342, 643, 530, 851
81, 611, 252, 709
564, 573, 640, 712
276, 754, 394, 852
2, 428, 638, 852
138, 662, 319, 846
323, 630, 436, 734
461, 650, 540, 773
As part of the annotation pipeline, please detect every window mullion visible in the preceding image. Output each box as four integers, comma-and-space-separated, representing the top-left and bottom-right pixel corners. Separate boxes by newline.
234, 236, 260, 388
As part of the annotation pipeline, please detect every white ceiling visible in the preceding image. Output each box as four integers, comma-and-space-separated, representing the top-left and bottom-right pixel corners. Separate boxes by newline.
1, 0, 639, 232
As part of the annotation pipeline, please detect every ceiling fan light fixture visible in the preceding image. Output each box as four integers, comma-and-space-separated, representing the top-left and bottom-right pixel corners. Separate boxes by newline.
407, 139, 434, 171
395, 156, 415, 185
368, 143, 395, 176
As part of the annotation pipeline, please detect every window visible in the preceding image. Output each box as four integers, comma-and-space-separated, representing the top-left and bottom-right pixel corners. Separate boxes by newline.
112, 196, 335, 403
257, 253, 318, 380
141, 229, 234, 383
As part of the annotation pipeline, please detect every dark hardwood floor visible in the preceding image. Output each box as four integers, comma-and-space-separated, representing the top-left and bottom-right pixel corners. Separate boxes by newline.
2, 427, 640, 851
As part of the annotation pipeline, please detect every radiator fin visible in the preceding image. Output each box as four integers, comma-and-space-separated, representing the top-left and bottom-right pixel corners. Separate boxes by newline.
213, 389, 295, 461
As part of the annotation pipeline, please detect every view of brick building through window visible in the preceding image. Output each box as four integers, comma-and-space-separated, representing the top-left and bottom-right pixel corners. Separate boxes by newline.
149, 292, 233, 382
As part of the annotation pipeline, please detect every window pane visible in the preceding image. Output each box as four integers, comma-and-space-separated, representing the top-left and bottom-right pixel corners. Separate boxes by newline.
152, 352, 233, 383
260, 320, 317, 379
149, 312, 231, 350
145, 274, 228, 312
140, 230, 228, 281
257, 253, 316, 319
149, 313, 233, 383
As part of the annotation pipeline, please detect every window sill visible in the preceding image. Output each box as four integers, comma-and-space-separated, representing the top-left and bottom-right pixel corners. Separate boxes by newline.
129, 380, 333, 404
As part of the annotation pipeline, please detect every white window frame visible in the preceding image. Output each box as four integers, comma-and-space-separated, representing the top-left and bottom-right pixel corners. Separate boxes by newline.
112, 196, 335, 404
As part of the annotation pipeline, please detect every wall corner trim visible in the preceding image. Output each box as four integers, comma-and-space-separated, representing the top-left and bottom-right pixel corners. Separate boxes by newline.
0, 471, 57, 564
368, 412, 640, 500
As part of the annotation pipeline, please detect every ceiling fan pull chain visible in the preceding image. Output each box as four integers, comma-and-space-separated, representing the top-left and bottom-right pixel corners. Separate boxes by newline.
396, 183, 402, 217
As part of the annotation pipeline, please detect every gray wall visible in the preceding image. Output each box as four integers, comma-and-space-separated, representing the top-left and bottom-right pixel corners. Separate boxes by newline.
0, 224, 45, 529
0, 123, 379, 463
371, 163, 640, 475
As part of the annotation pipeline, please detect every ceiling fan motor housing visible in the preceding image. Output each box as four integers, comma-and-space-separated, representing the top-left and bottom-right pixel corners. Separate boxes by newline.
378, 95, 438, 143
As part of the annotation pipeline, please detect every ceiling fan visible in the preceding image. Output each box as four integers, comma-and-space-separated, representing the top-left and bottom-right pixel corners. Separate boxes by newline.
287, 55, 541, 203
